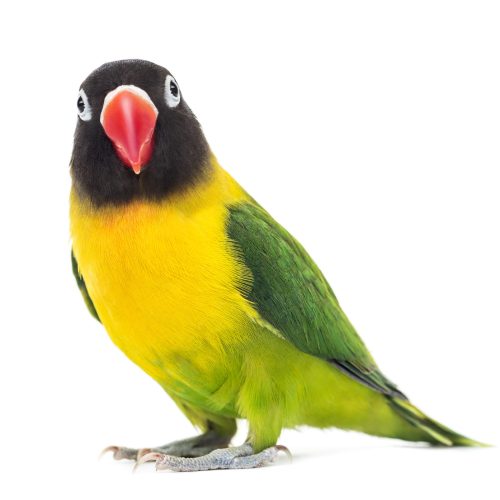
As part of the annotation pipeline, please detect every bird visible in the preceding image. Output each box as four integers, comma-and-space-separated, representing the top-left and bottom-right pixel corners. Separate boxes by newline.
70, 59, 483, 472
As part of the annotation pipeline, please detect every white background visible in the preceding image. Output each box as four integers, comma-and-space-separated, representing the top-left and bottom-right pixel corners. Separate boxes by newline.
1, 1, 499, 498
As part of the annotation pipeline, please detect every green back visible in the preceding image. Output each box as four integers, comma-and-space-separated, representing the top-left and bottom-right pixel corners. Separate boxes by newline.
227, 201, 405, 399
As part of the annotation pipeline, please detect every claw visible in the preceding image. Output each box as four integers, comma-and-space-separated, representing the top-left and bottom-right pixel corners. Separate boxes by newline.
100, 445, 119, 459
100, 446, 138, 461
133, 452, 164, 472
275, 444, 293, 463
136, 448, 152, 460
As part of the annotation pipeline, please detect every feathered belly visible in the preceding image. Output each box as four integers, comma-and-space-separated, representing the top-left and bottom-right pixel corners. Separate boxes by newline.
70, 195, 253, 393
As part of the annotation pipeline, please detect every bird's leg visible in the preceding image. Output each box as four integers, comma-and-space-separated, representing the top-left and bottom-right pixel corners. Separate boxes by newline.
135, 442, 291, 472
103, 421, 236, 461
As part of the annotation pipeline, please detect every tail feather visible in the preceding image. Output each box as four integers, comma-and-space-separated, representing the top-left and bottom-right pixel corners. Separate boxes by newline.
387, 397, 488, 447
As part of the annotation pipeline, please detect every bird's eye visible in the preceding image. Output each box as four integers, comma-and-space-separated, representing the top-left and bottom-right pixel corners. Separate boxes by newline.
77, 96, 85, 112
77, 89, 92, 121
165, 75, 181, 108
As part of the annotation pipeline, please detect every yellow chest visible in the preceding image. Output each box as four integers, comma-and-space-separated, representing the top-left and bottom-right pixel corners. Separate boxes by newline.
70, 165, 253, 383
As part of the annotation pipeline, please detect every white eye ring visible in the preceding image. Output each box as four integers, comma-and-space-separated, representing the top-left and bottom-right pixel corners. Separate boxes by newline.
164, 75, 181, 108
77, 89, 92, 121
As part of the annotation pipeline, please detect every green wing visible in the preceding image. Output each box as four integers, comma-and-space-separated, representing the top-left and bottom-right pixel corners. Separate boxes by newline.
71, 251, 100, 322
227, 201, 406, 399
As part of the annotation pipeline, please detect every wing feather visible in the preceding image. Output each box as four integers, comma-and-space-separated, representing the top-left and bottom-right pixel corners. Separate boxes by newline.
71, 251, 100, 322
227, 202, 406, 399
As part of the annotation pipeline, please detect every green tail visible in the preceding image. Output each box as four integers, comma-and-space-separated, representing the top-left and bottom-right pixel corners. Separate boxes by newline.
387, 397, 488, 447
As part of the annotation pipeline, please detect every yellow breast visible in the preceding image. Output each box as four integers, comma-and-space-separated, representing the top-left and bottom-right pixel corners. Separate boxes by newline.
70, 160, 253, 385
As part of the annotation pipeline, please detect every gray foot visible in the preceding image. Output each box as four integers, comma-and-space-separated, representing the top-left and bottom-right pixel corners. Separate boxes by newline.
135, 443, 291, 472
102, 429, 233, 461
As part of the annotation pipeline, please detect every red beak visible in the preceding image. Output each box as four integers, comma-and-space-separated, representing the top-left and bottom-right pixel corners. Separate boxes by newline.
100, 85, 158, 174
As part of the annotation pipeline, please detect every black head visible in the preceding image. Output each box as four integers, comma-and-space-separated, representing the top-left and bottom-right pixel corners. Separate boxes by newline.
71, 60, 210, 207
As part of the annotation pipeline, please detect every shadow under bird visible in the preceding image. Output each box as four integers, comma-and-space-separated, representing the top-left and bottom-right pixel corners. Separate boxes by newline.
69, 59, 484, 472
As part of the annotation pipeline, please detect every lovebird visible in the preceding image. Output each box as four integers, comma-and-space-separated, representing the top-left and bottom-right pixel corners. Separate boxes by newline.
70, 60, 482, 472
